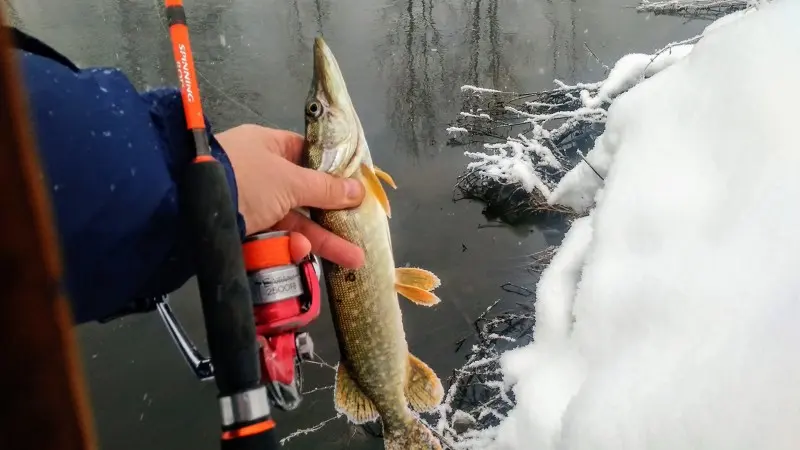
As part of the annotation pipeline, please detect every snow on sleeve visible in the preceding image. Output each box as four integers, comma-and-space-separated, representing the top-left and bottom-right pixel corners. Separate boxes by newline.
479, 1, 800, 449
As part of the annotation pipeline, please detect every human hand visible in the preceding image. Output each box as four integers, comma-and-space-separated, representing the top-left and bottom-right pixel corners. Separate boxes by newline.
216, 124, 365, 269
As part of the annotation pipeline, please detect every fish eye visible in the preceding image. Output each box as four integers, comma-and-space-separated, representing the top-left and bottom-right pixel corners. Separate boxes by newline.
306, 101, 323, 118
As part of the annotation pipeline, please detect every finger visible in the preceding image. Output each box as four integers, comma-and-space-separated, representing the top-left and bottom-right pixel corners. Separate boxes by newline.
289, 165, 365, 210
288, 232, 312, 263
273, 211, 365, 269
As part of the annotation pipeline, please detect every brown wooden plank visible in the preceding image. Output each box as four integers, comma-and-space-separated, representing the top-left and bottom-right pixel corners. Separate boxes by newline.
0, 8, 98, 450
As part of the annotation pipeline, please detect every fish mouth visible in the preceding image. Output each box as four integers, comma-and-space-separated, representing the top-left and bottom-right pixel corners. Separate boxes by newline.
311, 36, 361, 176
313, 36, 352, 113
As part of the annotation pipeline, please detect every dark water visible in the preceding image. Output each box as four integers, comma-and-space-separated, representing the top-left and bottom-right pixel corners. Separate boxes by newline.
10, 0, 705, 448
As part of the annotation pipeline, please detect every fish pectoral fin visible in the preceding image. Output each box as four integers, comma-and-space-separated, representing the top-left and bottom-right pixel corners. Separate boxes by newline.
405, 353, 444, 413
396, 267, 441, 290
395, 267, 441, 306
334, 362, 379, 424
360, 163, 392, 218
374, 166, 397, 189
396, 284, 441, 306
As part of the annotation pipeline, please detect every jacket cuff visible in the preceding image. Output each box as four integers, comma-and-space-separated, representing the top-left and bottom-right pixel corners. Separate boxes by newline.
142, 88, 247, 240
208, 132, 247, 239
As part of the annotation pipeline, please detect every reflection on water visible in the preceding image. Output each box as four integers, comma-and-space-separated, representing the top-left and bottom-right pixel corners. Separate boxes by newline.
9, 0, 705, 448
377, 0, 516, 158
379, 0, 446, 157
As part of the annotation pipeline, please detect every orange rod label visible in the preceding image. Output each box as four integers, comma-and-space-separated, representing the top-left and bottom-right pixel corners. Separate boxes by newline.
169, 24, 205, 130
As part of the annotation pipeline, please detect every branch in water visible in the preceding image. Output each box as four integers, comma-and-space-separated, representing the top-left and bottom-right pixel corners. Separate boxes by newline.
446, 28, 712, 226
637, 0, 766, 20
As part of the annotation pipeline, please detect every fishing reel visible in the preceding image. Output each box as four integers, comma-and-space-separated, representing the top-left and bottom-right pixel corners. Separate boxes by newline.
153, 230, 323, 411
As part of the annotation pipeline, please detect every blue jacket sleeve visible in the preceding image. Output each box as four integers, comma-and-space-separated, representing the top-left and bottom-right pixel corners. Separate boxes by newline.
17, 49, 247, 324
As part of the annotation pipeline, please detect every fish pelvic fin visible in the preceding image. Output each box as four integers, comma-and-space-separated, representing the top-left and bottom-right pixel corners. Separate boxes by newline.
395, 267, 441, 306
374, 166, 397, 189
334, 362, 379, 424
384, 417, 442, 450
405, 353, 444, 413
360, 162, 392, 218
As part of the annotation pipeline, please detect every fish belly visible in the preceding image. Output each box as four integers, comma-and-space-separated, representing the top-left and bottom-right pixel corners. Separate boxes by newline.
317, 191, 409, 416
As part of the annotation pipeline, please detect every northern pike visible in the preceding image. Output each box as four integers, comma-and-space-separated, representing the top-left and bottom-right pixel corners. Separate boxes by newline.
302, 36, 445, 450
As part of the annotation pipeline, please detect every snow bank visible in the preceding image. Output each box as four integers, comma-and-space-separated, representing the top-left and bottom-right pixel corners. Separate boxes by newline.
493, 216, 593, 449
548, 2, 757, 212
486, 1, 800, 449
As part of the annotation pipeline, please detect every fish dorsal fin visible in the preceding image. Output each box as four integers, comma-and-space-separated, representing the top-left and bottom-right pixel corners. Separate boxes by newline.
395, 267, 441, 306
405, 353, 444, 413
334, 362, 379, 424
360, 162, 392, 218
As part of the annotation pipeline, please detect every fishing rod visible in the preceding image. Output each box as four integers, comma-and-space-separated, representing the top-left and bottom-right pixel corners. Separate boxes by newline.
163, 1, 280, 448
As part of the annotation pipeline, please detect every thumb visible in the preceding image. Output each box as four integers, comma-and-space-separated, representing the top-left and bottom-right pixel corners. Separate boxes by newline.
290, 165, 365, 210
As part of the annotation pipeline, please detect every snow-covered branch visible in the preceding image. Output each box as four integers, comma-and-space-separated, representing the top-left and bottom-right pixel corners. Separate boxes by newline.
428, 299, 536, 448
449, 36, 699, 224
637, 0, 766, 20
449, 0, 772, 225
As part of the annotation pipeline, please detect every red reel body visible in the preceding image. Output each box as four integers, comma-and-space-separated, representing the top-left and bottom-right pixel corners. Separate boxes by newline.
242, 231, 321, 411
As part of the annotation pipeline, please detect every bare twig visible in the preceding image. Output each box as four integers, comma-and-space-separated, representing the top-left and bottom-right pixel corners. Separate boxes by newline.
583, 43, 611, 74
280, 414, 343, 446
302, 384, 334, 395
528, 246, 558, 275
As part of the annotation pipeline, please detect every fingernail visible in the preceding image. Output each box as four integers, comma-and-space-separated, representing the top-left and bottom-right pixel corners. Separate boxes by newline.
345, 179, 362, 200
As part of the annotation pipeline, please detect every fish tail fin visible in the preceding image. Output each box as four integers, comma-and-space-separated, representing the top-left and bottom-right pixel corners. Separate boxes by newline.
384, 418, 442, 450
395, 267, 442, 306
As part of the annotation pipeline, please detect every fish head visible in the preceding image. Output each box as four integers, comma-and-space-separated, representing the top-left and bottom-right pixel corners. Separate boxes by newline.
303, 37, 363, 177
